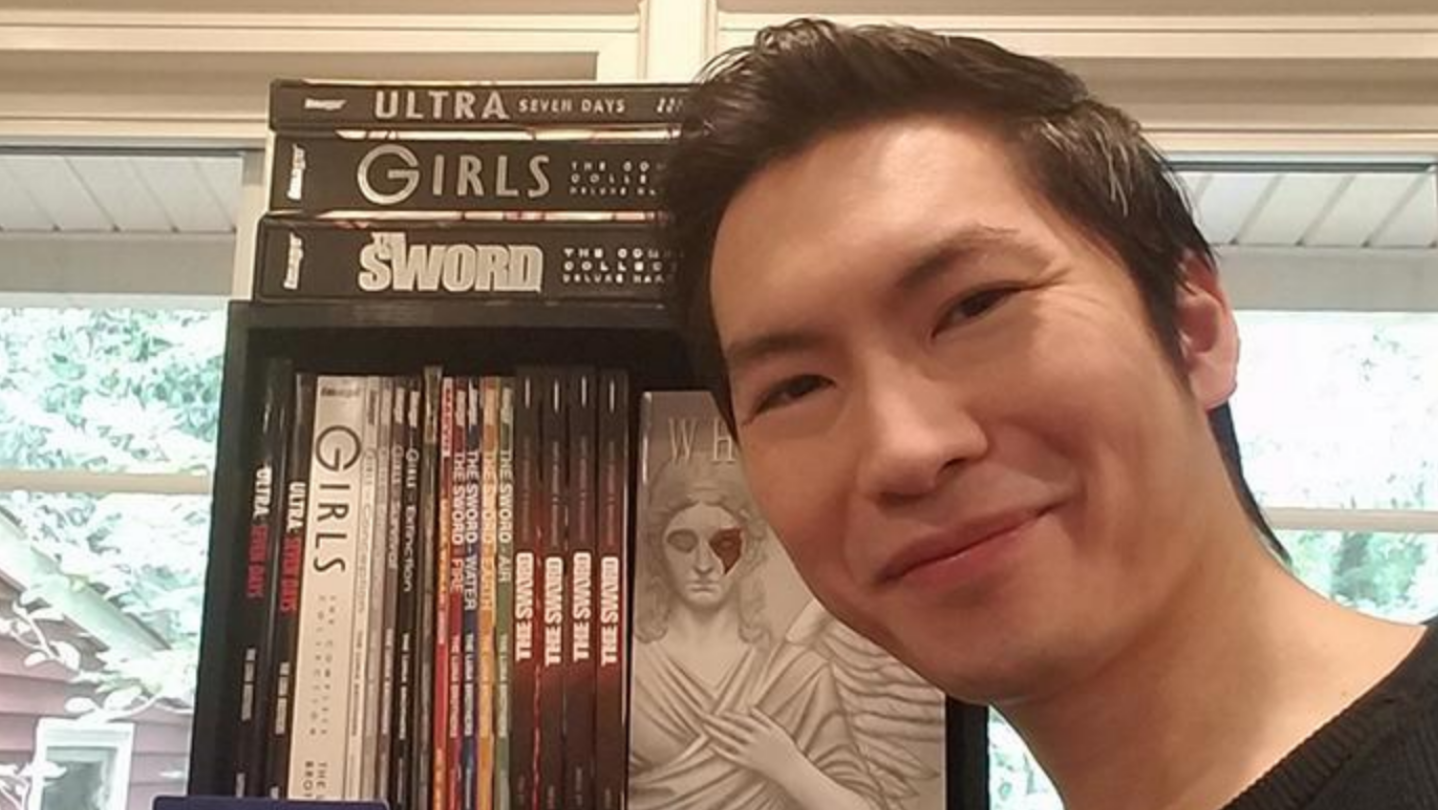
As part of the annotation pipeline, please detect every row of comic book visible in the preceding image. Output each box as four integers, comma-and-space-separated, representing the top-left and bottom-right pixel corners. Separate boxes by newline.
231, 362, 630, 810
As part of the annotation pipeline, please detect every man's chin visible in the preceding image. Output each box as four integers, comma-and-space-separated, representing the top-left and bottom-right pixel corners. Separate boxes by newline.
886, 629, 1084, 705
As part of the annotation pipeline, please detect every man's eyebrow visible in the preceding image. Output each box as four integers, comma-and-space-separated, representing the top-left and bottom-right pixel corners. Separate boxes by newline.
723, 328, 826, 381
894, 224, 1033, 295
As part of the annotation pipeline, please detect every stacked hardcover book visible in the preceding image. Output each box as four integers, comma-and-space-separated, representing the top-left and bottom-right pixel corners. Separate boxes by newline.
254, 81, 684, 303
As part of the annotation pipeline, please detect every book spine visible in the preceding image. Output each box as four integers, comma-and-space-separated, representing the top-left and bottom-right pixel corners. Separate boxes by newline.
565, 370, 597, 810
414, 366, 445, 810
345, 377, 381, 799
494, 378, 516, 810
478, 377, 501, 810
537, 371, 566, 810
288, 375, 367, 799
268, 137, 667, 215
254, 218, 673, 303
269, 81, 688, 130
434, 378, 456, 810
390, 379, 422, 810
265, 372, 315, 799
377, 379, 404, 803
363, 379, 393, 799
460, 380, 481, 810
235, 358, 292, 797
509, 372, 541, 810
594, 371, 628, 810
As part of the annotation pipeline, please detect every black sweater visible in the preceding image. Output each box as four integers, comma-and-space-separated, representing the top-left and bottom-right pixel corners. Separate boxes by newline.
1223, 620, 1438, 810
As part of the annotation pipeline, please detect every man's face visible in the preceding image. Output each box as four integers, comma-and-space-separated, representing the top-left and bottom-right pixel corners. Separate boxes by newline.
708, 116, 1237, 704
660, 502, 746, 611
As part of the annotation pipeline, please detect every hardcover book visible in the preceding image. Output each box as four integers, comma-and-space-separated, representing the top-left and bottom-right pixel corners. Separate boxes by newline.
494, 378, 518, 810
537, 371, 567, 810
461, 379, 482, 810
344, 377, 382, 799
269, 135, 665, 214
593, 371, 629, 810
389, 379, 422, 810
269, 80, 687, 130
628, 392, 948, 810
235, 359, 292, 797
362, 380, 394, 799
266, 372, 316, 799
435, 378, 457, 810
479, 377, 503, 810
254, 218, 672, 302
509, 372, 543, 810
564, 370, 597, 810
413, 367, 445, 810
288, 376, 368, 799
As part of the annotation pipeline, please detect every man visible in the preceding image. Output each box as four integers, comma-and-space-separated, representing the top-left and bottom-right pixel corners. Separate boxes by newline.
660, 18, 1437, 810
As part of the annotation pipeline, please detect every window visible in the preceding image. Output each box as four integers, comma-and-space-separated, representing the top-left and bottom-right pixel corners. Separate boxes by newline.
28, 720, 136, 810
1237, 310, 1438, 624
988, 160, 1438, 810
0, 149, 245, 809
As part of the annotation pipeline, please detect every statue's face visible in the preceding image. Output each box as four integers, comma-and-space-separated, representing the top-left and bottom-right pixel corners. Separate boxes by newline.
661, 502, 747, 611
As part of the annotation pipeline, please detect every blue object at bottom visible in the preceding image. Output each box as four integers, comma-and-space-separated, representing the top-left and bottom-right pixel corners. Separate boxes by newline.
154, 798, 387, 810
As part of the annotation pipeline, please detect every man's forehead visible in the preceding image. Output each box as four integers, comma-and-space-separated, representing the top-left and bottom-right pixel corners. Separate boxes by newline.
713, 117, 1026, 266
708, 116, 1041, 328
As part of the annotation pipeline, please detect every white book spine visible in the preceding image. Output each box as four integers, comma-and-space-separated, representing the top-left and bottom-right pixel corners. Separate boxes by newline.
343, 377, 382, 798
288, 375, 367, 800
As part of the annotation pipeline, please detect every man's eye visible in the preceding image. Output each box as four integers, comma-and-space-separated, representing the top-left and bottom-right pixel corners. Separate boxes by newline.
753, 375, 827, 416
935, 286, 1020, 335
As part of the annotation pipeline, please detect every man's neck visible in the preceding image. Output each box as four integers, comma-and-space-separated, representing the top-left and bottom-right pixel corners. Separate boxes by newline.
1001, 520, 1425, 810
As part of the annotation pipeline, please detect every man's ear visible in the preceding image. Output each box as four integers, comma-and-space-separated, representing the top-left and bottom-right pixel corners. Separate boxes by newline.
1175, 252, 1240, 409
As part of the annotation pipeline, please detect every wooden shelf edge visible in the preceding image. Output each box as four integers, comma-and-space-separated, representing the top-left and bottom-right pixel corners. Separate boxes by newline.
231, 298, 677, 331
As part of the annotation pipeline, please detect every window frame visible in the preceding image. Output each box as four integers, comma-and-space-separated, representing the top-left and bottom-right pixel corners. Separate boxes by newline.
27, 718, 136, 810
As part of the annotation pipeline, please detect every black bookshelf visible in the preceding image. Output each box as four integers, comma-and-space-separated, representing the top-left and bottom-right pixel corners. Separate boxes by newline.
240, 300, 673, 332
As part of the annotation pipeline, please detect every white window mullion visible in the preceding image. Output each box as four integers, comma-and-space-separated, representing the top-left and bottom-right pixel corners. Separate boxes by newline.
0, 468, 211, 497
1265, 507, 1438, 535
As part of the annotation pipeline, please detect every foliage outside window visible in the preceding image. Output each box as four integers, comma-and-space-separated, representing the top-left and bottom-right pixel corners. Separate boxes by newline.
0, 307, 225, 809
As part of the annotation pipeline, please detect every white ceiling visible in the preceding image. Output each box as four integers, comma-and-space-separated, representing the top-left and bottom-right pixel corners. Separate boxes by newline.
0, 153, 241, 233
1177, 169, 1438, 248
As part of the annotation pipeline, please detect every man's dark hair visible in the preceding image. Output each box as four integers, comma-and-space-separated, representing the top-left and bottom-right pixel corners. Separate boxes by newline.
661, 18, 1284, 556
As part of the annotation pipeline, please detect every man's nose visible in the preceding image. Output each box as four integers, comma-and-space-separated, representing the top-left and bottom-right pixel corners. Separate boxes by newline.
853, 359, 988, 503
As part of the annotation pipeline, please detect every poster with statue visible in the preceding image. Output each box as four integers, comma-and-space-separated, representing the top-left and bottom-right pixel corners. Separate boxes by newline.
628, 390, 946, 810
